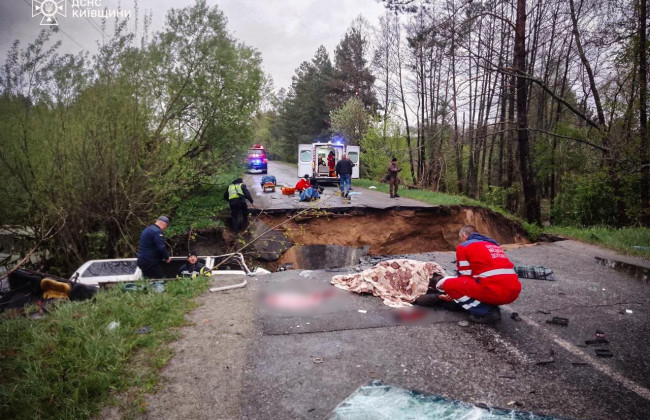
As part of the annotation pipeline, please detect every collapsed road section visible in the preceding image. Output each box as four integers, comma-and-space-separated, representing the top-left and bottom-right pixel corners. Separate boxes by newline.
247, 205, 530, 270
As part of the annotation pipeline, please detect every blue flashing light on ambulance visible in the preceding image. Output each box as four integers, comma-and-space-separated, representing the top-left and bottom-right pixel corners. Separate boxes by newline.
247, 144, 268, 174
297, 138, 359, 185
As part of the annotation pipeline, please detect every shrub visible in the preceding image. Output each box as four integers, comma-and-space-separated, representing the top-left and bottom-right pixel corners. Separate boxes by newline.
552, 172, 619, 226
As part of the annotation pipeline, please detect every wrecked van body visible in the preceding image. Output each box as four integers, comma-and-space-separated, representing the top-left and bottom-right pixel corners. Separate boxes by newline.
70, 253, 252, 287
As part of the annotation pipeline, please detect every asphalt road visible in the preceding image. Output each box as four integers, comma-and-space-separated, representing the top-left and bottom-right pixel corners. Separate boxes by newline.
136, 164, 650, 419
244, 161, 433, 211
239, 241, 650, 419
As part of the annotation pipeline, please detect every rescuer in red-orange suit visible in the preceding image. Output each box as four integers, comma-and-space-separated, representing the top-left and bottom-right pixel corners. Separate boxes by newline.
295, 174, 312, 192
435, 225, 521, 323
327, 151, 336, 177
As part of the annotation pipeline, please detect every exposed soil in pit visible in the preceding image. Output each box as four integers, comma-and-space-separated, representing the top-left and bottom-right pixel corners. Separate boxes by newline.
260, 206, 529, 269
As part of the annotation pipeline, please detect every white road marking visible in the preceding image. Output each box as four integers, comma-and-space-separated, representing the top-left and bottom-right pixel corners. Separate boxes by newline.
503, 305, 650, 402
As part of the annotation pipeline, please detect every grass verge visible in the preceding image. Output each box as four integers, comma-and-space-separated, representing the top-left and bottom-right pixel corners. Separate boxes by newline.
352, 178, 484, 206
0, 277, 209, 419
352, 178, 517, 221
544, 226, 650, 258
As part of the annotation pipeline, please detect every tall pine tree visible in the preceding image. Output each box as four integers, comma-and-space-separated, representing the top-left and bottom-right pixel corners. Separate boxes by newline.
277, 46, 333, 159
327, 26, 378, 113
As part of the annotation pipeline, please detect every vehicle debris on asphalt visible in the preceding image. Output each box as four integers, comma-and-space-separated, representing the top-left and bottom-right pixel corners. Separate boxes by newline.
514, 265, 555, 280
546, 316, 569, 327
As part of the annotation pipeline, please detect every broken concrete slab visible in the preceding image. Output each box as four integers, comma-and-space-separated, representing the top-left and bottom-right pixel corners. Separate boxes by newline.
594, 256, 650, 283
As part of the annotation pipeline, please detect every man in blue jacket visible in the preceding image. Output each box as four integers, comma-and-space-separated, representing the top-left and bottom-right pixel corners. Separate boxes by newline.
137, 216, 172, 278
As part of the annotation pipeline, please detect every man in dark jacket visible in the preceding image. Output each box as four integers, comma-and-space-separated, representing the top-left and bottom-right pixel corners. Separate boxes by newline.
335, 154, 354, 199
387, 157, 402, 198
178, 251, 206, 277
223, 178, 255, 234
137, 216, 172, 278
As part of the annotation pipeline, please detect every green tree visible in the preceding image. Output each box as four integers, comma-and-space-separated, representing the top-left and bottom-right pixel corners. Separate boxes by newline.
0, 0, 263, 273
330, 97, 370, 146
327, 24, 378, 113
360, 117, 411, 180
276, 46, 333, 160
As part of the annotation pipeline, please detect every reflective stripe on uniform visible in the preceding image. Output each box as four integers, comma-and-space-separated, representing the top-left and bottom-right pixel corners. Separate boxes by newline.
459, 270, 472, 275
228, 184, 244, 200
476, 268, 517, 278
454, 295, 482, 310
458, 261, 470, 267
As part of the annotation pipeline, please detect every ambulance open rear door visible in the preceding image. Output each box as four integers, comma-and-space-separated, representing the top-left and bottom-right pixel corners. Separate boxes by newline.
347, 145, 360, 179
298, 144, 314, 178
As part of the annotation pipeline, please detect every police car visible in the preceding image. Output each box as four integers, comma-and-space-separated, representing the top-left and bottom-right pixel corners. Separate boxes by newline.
247, 144, 268, 174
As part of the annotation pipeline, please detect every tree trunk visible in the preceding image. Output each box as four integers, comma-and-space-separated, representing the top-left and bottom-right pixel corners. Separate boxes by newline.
639, 0, 649, 225
395, 17, 416, 185
515, 0, 541, 224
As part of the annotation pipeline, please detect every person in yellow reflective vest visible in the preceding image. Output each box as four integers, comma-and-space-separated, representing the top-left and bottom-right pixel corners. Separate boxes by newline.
223, 178, 255, 234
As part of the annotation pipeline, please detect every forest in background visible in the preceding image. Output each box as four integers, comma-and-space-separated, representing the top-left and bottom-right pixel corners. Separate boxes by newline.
260, 0, 649, 227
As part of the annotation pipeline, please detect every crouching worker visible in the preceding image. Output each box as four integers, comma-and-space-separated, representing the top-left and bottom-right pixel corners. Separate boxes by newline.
178, 251, 208, 278
295, 174, 312, 192
435, 225, 521, 323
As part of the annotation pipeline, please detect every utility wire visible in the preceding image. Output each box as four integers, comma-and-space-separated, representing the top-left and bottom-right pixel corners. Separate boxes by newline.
21, 0, 89, 50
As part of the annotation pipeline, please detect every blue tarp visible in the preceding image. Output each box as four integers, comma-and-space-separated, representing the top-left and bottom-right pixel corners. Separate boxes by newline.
330, 381, 568, 420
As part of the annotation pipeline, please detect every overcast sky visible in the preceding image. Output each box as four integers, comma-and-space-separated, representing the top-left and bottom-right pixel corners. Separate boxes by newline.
0, 0, 388, 90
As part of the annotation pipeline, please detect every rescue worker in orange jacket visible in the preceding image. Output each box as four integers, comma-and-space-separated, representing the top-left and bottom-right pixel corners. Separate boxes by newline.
327, 151, 336, 177
295, 174, 312, 192
435, 225, 521, 323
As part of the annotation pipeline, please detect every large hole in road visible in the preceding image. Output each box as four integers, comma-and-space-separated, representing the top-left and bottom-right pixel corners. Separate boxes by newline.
248, 206, 530, 271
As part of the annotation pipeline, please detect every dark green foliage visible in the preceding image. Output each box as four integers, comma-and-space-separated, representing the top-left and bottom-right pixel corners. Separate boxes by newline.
0, 0, 263, 274
164, 171, 242, 237
327, 26, 378, 113
552, 172, 620, 226
274, 46, 334, 161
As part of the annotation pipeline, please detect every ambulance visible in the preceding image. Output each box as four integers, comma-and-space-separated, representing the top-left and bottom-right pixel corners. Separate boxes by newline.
297, 139, 360, 185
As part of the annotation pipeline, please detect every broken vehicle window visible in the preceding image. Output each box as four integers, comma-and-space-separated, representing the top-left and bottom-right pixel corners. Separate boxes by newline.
82, 261, 138, 277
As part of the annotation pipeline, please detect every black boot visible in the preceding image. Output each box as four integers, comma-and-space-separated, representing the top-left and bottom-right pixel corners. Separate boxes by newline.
468, 307, 502, 324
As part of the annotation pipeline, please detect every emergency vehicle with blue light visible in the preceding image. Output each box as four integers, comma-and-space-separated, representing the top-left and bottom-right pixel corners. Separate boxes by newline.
247, 144, 268, 174
297, 139, 360, 185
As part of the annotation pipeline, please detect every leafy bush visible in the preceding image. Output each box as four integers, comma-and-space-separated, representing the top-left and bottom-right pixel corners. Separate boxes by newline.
359, 118, 412, 181
0, 1, 263, 273
552, 172, 619, 226
481, 185, 519, 212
